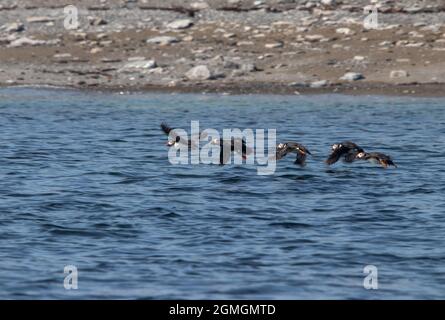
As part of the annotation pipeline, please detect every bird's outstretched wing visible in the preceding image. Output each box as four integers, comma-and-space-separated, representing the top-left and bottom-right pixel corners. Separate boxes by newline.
326, 145, 350, 165
295, 151, 307, 167
371, 152, 397, 168
161, 122, 174, 135
219, 139, 233, 165
326, 141, 363, 165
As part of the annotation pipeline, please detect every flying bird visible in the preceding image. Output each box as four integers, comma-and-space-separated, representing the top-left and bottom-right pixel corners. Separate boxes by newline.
325, 141, 364, 165
272, 142, 311, 167
356, 151, 397, 168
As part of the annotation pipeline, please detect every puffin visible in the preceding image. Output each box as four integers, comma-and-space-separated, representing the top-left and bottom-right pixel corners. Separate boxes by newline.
211, 137, 253, 165
356, 151, 397, 168
325, 141, 364, 165
161, 122, 206, 149
273, 142, 311, 167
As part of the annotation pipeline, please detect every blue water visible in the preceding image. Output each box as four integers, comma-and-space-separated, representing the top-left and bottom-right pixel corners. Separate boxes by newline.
0, 88, 444, 299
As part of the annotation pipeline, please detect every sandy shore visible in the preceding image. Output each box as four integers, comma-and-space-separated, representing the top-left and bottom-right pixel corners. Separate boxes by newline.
1, 0, 445, 96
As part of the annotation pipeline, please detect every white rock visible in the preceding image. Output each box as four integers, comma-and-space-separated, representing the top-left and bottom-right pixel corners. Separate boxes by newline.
26, 16, 55, 23
305, 34, 324, 42
321, 0, 336, 6
120, 60, 157, 71
90, 47, 103, 54
53, 53, 72, 59
390, 70, 409, 78
166, 19, 194, 30
241, 63, 257, 72
265, 42, 283, 49
353, 55, 366, 61
4, 22, 25, 33
146, 36, 179, 45
310, 80, 328, 88
339, 72, 364, 81
185, 65, 212, 80
405, 42, 424, 47
191, 2, 209, 10
8, 37, 47, 47
127, 56, 146, 62
336, 27, 353, 35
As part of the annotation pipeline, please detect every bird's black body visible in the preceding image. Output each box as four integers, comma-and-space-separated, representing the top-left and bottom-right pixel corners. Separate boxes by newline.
326, 141, 364, 165
215, 137, 252, 165
274, 142, 311, 167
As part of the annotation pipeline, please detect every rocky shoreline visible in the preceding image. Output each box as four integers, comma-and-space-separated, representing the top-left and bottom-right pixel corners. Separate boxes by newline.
1, 0, 445, 96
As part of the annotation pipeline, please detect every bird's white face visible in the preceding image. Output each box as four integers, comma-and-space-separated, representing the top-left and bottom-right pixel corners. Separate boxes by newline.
356, 152, 366, 159
332, 144, 340, 150
278, 143, 284, 148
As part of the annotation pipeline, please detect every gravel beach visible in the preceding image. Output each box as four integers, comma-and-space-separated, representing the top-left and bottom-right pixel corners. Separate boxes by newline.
1, 0, 445, 95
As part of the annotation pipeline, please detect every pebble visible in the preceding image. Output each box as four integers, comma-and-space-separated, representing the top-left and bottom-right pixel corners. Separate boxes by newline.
339, 72, 364, 81
146, 36, 179, 45
390, 70, 409, 78
167, 19, 194, 30
4, 22, 25, 33
185, 65, 213, 80
26, 16, 55, 23
265, 42, 283, 49
310, 80, 329, 88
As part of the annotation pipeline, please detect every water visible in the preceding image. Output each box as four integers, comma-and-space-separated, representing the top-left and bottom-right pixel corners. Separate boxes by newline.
0, 88, 444, 299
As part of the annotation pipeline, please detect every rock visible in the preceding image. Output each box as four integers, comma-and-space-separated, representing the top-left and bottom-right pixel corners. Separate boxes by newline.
224, 33, 236, 38
54, 53, 72, 59
310, 80, 328, 88
166, 19, 194, 30
120, 60, 157, 71
321, 0, 336, 7
90, 17, 107, 26
127, 56, 146, 62
90, 47, 103, 54
339, 72, 364, 81
404, 6, 423, 14
26, 16, 55, 23
8, 37, 47, 47
223, 60, 240, 69
289, 82, 308, 88
353, 55, 366, 61
185, 65, 212, 80
241, 63, 257, 72
305, 34, 324, 42
336, 28, 354, 35
4, 22, 25, 33
191, 2, 209, 10
265, 42, 283, 49
146, 36, 179, 45
390, 70, 409, 78
237, 41, 254, 46
101, 58, 122, 63
405, 42, 424, 47
72, 32, 87, 41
